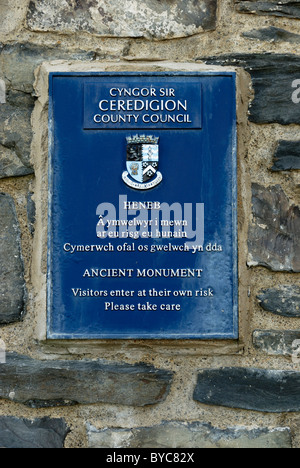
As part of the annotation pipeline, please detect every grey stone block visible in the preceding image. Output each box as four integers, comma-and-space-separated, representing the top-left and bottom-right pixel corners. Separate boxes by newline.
243, 26, 300, 44
0, 42, 96, 94
0, 43, 96, 179
87, 421, 292, 448
0, 353, 173, 408
235, 1, 300, 19
253, 330, 300, 356
200, 54, 300, 124
272, 140, 300, 171
257, 285, 300, 317
26, 0, 217, 40
248, 184, 300, 272
0, 417, 69, 448
194, 367, 300, 412
0, 194, 26, 324
0, 94, 34, 179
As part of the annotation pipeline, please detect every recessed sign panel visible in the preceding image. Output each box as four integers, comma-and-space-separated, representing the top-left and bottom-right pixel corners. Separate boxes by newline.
47, 72, 238, 339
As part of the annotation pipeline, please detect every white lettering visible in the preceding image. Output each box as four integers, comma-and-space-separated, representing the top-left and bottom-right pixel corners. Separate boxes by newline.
96, 195, 204, 248
93, 114, 101, 123
99, 100, 109, 111
95, 99, 188, 113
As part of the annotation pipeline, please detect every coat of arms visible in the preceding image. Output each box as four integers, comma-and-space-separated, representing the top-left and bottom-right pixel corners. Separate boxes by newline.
122, 135, 162, 190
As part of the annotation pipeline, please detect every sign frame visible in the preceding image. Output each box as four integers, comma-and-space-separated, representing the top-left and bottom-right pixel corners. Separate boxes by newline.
47, 71, 238, 340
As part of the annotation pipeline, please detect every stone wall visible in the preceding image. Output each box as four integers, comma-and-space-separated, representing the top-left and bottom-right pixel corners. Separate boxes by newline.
0, 0, 300, 449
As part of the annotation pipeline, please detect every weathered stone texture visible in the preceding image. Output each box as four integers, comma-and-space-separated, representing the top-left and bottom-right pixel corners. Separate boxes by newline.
235, 0, 300, 18
0, 43, 95, 179
0, 0, 28, 35
26, 0, 218, 40
194, 368, 300, 412
0, 353, 173, 408
248, 184, 300, 272
0, 0, 299, 448
0, 194, 26, 324
0, 92, 34, 179
201, 54, 300, 124
0, 80, 5, 104
243, 26, 300, 44
87, 421, 292, 448
257, 285, 300, 317
0, 43, 96, 94
0, 417, 69, 448
272, 141, 300, 171
253, 330, 300, 356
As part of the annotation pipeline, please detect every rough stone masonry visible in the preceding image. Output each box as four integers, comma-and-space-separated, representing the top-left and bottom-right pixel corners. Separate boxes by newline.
0, 0, 300, 449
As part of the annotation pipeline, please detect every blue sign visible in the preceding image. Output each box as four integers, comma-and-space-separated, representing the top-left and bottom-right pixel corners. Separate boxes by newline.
48, 72, 238, 340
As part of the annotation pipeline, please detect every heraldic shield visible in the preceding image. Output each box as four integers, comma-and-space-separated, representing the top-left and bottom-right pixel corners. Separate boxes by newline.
122, 135, 162, 190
